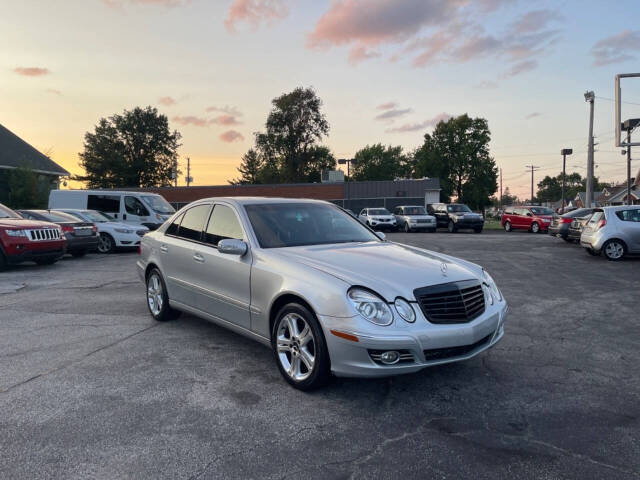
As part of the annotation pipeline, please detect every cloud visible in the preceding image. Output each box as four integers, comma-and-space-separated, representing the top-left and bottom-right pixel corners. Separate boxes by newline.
103, 0, 188, 7
220, 130, 245, 142
46, 88, 62, 95
13, 67, 50, 76
376, 102, 396, 110
591, 30, 640, 66
474, 80, 498, 89
348, 46, 381, 65
375, 108, 412, 121
386, 112, 451, 133
510, 10, 556, 34
501, 59, 538, 78
210, 115, 242, 126
225, 0, 288, 32
172, 115, 210, 127
158, 96, 176, 106
525, 112, 541, 120
206, 105, 243, 117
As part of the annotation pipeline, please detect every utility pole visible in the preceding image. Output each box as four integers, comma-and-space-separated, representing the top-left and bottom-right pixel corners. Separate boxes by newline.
186, 157, 192, 187
584, 91, 595, 208
173, 158, 178, 187
499, 168, 503, 208
525, 165, 540, 204
561, 149, 573, 212
627, 128, 631, 206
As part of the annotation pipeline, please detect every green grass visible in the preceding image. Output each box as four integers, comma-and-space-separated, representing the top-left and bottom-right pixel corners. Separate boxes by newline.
483, 219, 503, 230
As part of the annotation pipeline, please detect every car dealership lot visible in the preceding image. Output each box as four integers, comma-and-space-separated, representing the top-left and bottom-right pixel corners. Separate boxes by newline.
1, 233, 638, 479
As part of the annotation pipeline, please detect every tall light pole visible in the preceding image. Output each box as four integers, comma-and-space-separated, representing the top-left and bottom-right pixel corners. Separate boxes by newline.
584, 91, 595, 208
338, 158, 356, 208
622, 119, 640, 205
561, 149, 573, 212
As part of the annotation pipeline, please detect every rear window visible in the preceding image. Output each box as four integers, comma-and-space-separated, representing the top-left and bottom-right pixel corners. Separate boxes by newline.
530, 207, 554, 215
40, 211, 81, 222
588, 211, 604, 225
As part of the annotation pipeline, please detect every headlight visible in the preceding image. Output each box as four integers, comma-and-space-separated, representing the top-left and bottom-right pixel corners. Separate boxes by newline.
347, 288, 393, 326
483, 269, 503, 302
5, 229, 27, 237
114, 228, 134, 234
394, 297, 416, 323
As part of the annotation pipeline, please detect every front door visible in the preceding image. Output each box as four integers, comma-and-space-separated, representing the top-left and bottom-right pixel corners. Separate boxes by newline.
190, 203, 251, 330
122, 195, 152, 227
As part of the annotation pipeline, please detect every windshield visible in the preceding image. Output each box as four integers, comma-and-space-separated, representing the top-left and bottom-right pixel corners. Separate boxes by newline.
447, 204, 472, 213
141, 195, 175, 214
530, 207, 554, 215
245, 203, 380, 248
0, 204, 21, 219
368, 209, 390, 215
402, 206, 427, 215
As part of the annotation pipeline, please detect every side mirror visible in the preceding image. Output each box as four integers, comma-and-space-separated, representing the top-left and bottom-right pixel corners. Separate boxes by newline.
376, 231, 386, 240
218, 238, 248, 256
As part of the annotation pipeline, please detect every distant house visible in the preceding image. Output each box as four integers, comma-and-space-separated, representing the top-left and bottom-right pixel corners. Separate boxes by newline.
574, 191, 603, 208
0, 123, 69, 206
598, 169, 640, 206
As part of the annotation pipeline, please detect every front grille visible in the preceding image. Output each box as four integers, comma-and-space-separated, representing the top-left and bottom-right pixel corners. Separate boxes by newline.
368, 349, 414, 365
27, 229, 61, 241
423, 334, 493, 362
414, 280, 485, 324
416, 219, 430, 223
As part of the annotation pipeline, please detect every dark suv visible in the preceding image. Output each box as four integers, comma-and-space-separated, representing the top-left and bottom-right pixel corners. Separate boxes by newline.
427, 203, 484, 233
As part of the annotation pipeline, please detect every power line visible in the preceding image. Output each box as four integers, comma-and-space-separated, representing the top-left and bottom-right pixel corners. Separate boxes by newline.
525, 165, 540, 202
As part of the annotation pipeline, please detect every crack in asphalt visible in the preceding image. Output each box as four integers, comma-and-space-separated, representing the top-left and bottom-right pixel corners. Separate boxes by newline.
0, 323, 157, 394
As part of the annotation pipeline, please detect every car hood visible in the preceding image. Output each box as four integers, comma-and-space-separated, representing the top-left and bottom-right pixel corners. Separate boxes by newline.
0, 218, 60, 229
272, 241, 482, 301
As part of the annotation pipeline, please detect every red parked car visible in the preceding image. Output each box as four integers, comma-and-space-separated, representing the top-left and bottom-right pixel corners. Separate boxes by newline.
501, 206, 555, 233
0, 203, 66, 270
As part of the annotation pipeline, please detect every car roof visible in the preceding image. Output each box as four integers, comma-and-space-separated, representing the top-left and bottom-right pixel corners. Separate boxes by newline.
601, 205, 640, 211
397, 205, 424, 208
189, 197, 332, 206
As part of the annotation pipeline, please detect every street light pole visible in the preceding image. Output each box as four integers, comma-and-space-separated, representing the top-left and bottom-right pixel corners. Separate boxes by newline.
584, 91, 595, 208
561, 149, 573, 212
338, 158, 356, 208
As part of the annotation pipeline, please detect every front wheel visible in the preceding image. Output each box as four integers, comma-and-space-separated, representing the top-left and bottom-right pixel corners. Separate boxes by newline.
474, 227, 483, 234
504, 221, 512, 232
603, 239, 626, 261
447, 221, 457, 233
404, 223, 411, 233
146, 268, 181, 321
272, 303, 330, 390
530, 222, 540, 234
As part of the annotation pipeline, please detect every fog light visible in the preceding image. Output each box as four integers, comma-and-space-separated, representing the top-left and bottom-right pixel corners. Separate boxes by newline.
380, 351, 400, 365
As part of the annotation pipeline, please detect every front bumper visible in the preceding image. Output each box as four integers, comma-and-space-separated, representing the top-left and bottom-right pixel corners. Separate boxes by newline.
113, 231, 144, 247
5, 245, 66, 264
369, 220, 397, 229
321, 300, 508, 378
451, 219, 484, 229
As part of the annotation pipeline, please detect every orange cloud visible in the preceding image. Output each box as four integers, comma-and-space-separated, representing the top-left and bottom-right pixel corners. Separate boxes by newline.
225, 0, 288, 32
210, 115, 241, 126
14, 67, 50, 76
172, 115, 209, 127
220, 130, 244, 142
158, 96, 176, 106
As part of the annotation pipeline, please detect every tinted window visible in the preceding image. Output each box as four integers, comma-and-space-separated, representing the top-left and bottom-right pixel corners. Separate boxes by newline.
588, 211, 603, 225
177, 205, 210, 241
245, 203, 378, 248
616, 209, 640, 222
39, 211, 80, 222
204, 205, 244, 246
530, 207, 554, 215
394, 207, 401, 214
88, 194, 120, 213
125, 196, 150, 216
166, 213, 184, 236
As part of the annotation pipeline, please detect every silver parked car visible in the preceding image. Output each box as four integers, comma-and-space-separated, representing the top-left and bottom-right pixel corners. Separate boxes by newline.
358, 207, 397, 231
580, 205, 640, 260
138, 198, 508, 390
393, 205, 437, 233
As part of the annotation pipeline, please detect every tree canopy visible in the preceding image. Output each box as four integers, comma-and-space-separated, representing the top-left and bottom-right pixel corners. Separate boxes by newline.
413, 114, 497, 210
351, 144, 410, 181
536, 172, 610, 202
78, 106, 181, 188
233, 87, 335, 184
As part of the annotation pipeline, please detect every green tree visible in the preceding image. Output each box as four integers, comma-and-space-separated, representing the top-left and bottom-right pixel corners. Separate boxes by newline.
5, 166, 50, 208
246, 87, 334, 183
413, 114, 497, 210
78, 106, 181, 188
232, 149, 263, 184
351, 144, 410, 181
536, 172, 585, 202
501, 186, 518, 206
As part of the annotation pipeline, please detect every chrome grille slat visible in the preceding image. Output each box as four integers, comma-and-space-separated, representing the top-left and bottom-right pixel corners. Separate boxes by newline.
26, 228, 60, 242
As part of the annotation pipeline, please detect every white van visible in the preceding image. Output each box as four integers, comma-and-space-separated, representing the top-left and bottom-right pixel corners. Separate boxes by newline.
48, 190, 175, 230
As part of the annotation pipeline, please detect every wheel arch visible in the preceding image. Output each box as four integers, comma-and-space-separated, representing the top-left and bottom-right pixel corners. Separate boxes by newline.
269, 292, 318, 338
604, 237, 628, 251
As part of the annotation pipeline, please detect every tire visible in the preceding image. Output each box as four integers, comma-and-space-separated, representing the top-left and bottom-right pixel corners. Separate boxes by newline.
0, 252, 7, 272
504, 221, 512, 232
97, 233, 115, 254
474, 227, 483, 234
35, 257, 58, 266
272, 303, 330, 391
146, 268, 181, 321
447, 221, 457, 233
530, 222, 540, 234
602, 239, 626, 261
71, 250, 87, 258
404, 223, 411, 233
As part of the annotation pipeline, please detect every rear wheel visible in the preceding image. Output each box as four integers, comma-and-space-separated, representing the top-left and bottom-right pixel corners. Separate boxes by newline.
146, 268, 181, 321
603, 239, 626, 261
272, 303, 330, 390
504, 221, 512, 232
404, 223, 411, 233
530, 222, 540, 234
97, 233, 115, 254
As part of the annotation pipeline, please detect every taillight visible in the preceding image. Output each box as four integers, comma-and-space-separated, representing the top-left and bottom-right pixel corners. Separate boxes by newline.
596, 218, 606, 230
92, 225, 98, 232
561, 218, 573, 224
61, 225, 74, 233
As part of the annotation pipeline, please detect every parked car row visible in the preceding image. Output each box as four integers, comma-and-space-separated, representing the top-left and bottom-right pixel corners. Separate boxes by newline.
549, 205, 640, 261
353, 203, 485, 233
0, 202, 147, 270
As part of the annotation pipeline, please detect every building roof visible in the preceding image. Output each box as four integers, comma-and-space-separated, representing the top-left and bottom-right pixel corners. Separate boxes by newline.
0, 123, 69, 176
576, 191, 602, 205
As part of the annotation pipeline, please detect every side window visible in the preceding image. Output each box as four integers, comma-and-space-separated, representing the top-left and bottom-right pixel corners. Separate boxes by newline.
177, 205, 210, 242
166, 213, 184, 236
360, 209, 367, 216
394, 207, 401, 214
88, 194, 120, 213
616, 209, 640, 222
125, 196, 150, 217
504, 208, 513, 215
204, 205, 244, 246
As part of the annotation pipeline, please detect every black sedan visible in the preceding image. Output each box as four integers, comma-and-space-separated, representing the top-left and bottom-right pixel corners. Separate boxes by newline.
548, 208, 595, 241
17, 210, 98, 257
567, 214, 594, 243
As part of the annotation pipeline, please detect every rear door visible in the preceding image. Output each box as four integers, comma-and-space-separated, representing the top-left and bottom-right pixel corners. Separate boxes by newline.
191, 203, 252, 329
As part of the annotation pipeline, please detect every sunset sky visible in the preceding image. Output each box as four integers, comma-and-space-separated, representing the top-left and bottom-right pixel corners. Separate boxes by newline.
2, 0, 640, 198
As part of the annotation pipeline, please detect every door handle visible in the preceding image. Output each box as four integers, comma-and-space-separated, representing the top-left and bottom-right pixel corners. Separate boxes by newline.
193, 252, 205, 263
160, 245, 168, 253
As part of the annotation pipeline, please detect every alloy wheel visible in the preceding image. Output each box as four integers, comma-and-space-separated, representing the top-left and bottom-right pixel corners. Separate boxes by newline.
97, 233, 113, 253
147, 273, 164, 316
531, 222, 540, 233
505, 221, 511, 232
276, 313, 316, 382
604, 241, 624, 260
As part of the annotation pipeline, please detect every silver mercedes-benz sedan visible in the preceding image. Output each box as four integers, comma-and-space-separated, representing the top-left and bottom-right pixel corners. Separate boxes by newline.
137, 197, 507, 390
